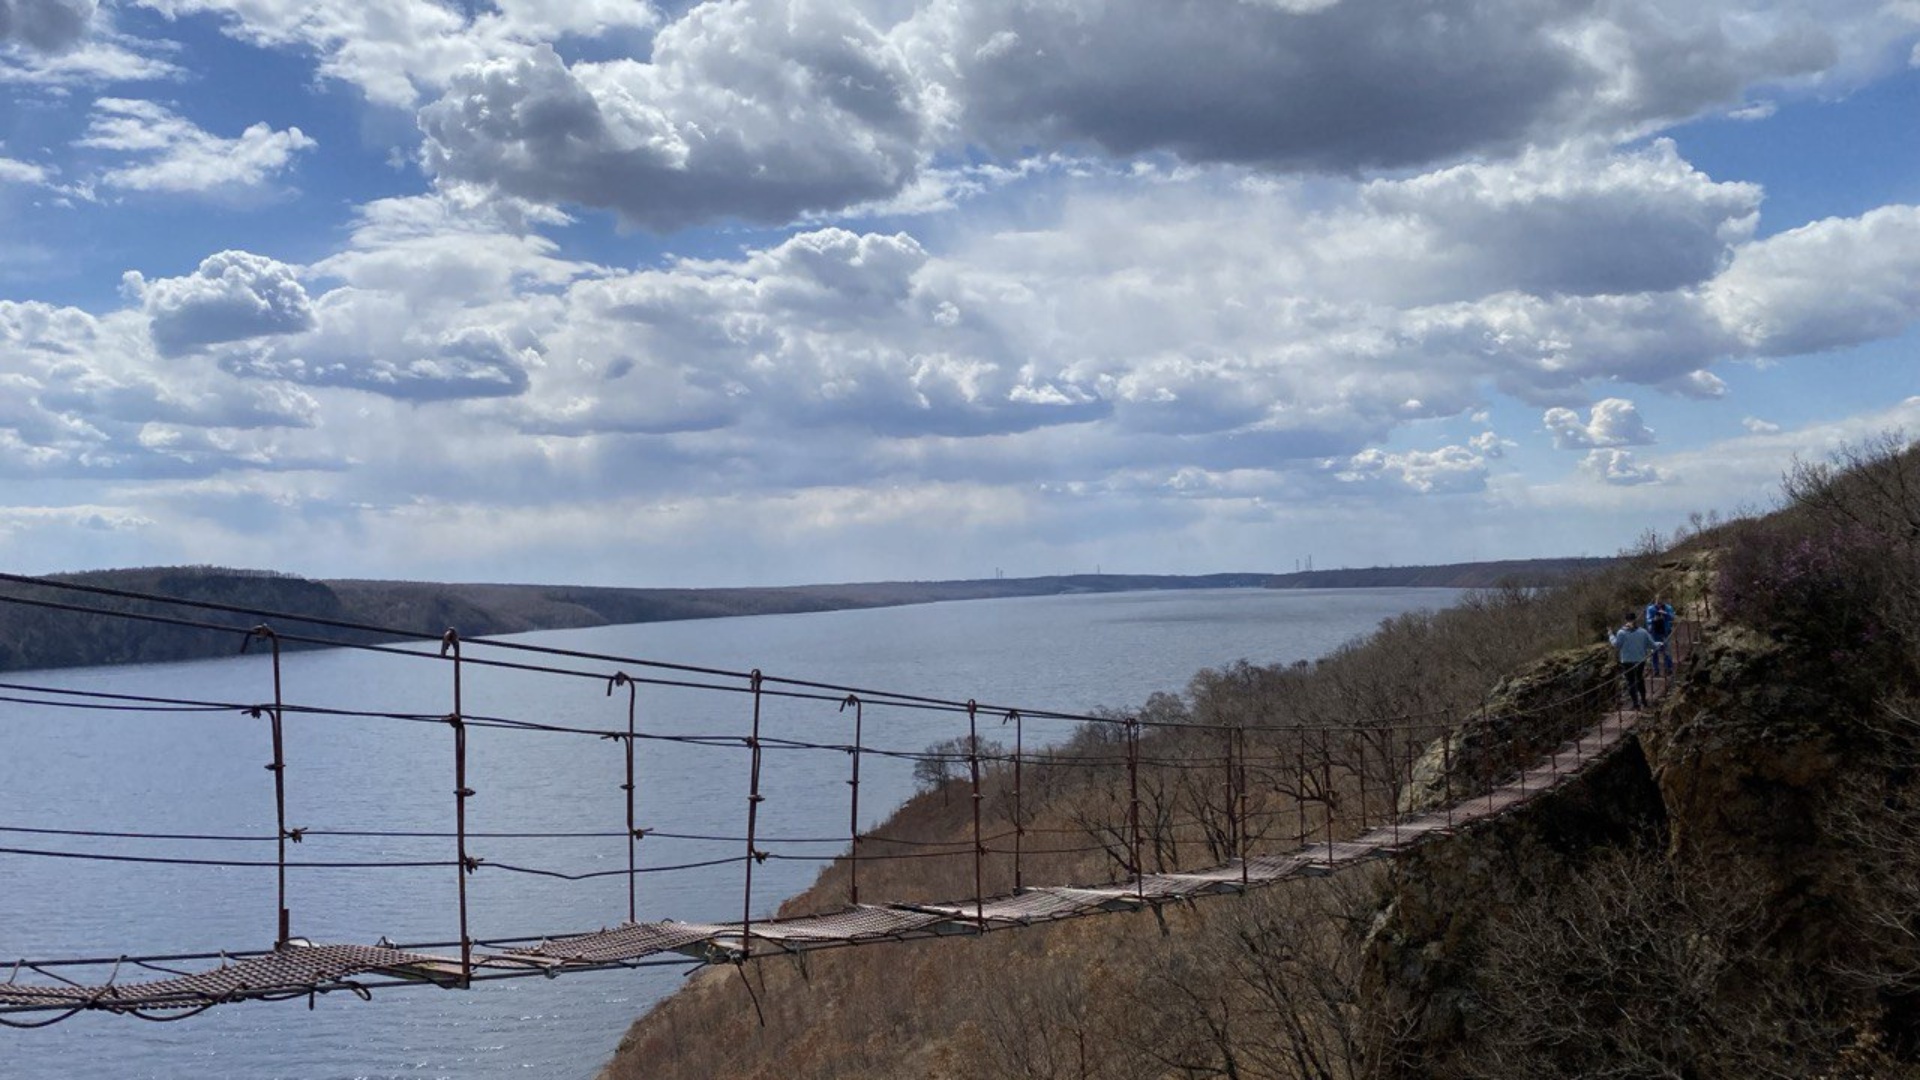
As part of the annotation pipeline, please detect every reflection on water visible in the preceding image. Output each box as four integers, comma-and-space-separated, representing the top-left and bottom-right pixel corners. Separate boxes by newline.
0, 587, 1454, 1079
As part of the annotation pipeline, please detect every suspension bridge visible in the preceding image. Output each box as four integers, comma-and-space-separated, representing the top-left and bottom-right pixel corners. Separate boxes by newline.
0, 575, 1688, 1027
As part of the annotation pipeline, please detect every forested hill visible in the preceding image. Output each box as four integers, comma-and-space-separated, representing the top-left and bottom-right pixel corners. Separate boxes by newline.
0, 560, 1600, 674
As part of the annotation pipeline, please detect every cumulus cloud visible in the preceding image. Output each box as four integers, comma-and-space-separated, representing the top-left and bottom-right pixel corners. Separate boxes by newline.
0, 299, 318, 479
80, 99, 315, 194
137, 0, 660, 107
132, 250, 317, 356
1336, 441, 1500, 495
1543, 398, 1657, 450
0, 0, 92, 52
418, 8, 938, 231
220, 291, 539, 401
1743, 416, 1781, 434
402, 0, 1907, 229
1581, 448, 1665, 486
1706, 204, 1920, 356
950, 1, 1897, 172
1356, 140, 1759, 299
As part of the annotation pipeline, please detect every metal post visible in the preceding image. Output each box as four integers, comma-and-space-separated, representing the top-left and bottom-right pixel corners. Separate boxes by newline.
1356, 731, 1368, 832
1322, 726, 1335, 866
742, 671, 765, 958
1006, 710, 1024, 892
1222, 725, 1237, 877
244, 625, 291, 946
1296, 728, 1309, 848
609, 673, 640, 924
1126, 717, 1143, 900
440, 629, 473, 988
1392, 722, 1405, 847
1484, 714, 1496, 816
841, 694, 862, 907
1234, 726, 1249, 889
967, 700, 984, 932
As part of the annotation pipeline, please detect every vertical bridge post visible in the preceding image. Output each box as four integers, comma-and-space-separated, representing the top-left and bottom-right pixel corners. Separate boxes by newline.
1126, 716, 1143, 902
742, 670, 765, 959
608, 672, 639, 924
440, 629, 473, 988
840, 694, 862, 907
967, 700, 984, 933
243, 625, 291, 947
1005, 709, 1023, 892
1235, 726, 1250, 888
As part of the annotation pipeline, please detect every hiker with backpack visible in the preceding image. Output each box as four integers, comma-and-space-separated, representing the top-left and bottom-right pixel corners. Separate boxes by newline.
1644, 594, 1677, 675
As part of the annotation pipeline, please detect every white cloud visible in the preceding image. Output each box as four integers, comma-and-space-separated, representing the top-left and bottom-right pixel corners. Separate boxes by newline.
1543, 398, 1657, 449
1671, 370, 1729, 398
1706, 204, 1920, 356
1742, 416, 1781, 434
310, 192, 590, 300
0, 503, 152, 535
80, 98, 315, 194
1470, 431, 1514, 458
131, 250, 316, 355
0, 299, 319, 480
1355, 139, 1759, 300
418, 6, 939, 230
0, 153, 48, 185
0, 34, 180, 86
394, 0, 1919, 232
133, 0, 661, 107
1337, 442, 1496, 495
221, 299, 540, 401
1580, 448, 1666, 486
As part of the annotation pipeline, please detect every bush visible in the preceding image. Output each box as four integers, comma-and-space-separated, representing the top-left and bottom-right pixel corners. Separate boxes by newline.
1714, 520, 1893, 657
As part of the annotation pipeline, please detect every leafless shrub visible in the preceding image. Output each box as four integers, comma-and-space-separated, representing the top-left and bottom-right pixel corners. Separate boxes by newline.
1468, 846, 1844, 1080
1120, 871, 1392, 1080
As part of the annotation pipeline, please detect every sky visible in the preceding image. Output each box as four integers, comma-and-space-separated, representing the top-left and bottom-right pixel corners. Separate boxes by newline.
1, 0, 1917, 588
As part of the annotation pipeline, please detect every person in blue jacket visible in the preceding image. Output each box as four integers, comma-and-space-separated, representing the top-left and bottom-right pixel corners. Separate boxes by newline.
1609, 614, 1657, 709
1644, 594, 1677, 675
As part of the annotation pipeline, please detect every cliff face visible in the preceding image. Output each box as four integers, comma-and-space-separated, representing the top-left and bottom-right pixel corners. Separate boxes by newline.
1362, 617, 1920, 1078
1361, 646, 1669, 1076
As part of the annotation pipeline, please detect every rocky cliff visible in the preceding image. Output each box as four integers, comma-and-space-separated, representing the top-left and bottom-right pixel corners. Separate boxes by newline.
1363, 590, 1920, 1077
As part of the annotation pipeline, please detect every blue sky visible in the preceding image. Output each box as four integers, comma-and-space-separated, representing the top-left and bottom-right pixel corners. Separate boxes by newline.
1, 0, 1918, 587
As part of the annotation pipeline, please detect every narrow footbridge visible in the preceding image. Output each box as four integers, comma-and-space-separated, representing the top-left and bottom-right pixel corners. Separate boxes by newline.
0, 575, 1686, 1025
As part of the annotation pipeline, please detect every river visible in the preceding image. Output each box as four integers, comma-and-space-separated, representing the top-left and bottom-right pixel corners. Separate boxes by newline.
0, 586, 1457, 1079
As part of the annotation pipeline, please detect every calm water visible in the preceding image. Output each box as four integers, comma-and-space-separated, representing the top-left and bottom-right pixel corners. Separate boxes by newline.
0, 587, 1455, 1079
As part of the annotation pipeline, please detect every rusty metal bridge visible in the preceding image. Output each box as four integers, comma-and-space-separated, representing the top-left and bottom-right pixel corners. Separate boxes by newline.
0, 574, 1686, 1026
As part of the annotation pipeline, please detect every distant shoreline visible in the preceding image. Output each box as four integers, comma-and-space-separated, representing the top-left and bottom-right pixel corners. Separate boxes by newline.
0, 557, 1613, 674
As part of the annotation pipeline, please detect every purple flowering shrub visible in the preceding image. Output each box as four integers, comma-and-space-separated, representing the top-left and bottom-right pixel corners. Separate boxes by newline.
1714, 522, 1891, 658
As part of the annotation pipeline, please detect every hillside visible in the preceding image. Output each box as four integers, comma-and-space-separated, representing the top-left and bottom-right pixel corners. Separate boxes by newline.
599, 436, 1920, 1079
0, 562, 1581, 675
1263, 556, 1615, 589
